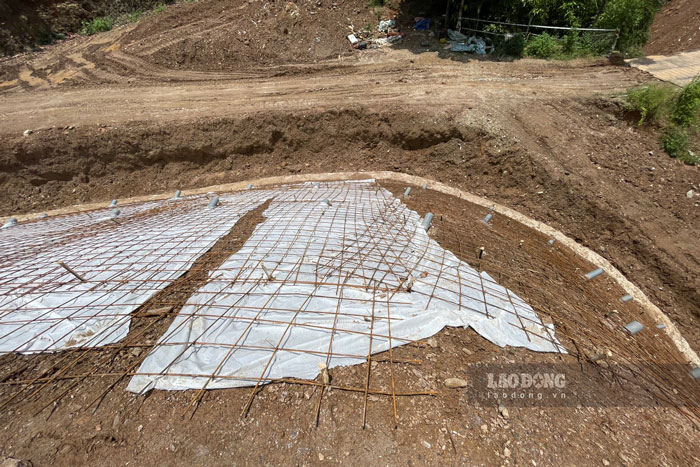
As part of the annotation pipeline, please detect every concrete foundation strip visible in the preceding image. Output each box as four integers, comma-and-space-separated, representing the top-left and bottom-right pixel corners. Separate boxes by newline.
4, 171, 698, 366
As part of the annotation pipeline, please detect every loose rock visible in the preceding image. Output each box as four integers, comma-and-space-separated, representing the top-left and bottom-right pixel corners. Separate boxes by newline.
444, 377, 468, 388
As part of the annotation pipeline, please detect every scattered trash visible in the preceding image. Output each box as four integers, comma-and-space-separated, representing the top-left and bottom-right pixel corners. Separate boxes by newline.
690, 367, 700, 379
624, 321, 644, 335
377, 19, 396, 32
374, 35, 403, 46
687, 189, 695, 198
620, 294, 633, 302
347, 34, 359, 45
482, 213, 493, 224
447, 29, 489, 55
584, 268, 603, 280
656, 323, 666, 329
22, 130, 32, 137
414, 17, 431, 31
548, 239, 555, 245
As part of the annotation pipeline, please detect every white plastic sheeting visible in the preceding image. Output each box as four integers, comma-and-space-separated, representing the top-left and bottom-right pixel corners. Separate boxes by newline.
128, 180, 565, 393
0, 191, 272, 353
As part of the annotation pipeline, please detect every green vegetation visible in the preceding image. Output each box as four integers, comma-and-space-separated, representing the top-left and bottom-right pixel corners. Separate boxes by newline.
671, 78, 700, 127
369, 0, 385, 7
626, 82, 676, 124
524, 33, 560, 59
80, 17, 114, 36
626, 78, 700, 165
459, 0, 665, 57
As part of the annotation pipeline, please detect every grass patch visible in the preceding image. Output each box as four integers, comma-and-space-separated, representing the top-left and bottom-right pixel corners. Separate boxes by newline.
80, 17, 114, 36
626, 83, 677, 124
671, 78, 700, 128
626, 78, 700, 165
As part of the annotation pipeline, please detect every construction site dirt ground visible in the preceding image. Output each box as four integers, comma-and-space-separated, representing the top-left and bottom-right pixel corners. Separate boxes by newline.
0, 1, 699, 465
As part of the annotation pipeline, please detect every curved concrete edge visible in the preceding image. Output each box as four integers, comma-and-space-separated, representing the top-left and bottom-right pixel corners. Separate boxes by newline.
4, 170, 699, 366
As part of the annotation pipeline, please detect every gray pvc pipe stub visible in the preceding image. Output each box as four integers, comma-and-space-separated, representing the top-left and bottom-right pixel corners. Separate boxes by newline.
247, 184, 253, 190
624, 321, 643, 335
109, 199, 118, 207
404, 187, 411, 197
656, 323, 667, 330
421, 183, 427, 190
39, 213, 48, 218
321, 199, 331, 207
620, 294, 633, 302
207, 196, 220, 209
482, 213, 493, 224
585, 268, 603, 280
110, 209, 120, 218
173, 190, 182, 199
690, 367, 700, 379
2, 218, 18, 229
423, 213, 434, 231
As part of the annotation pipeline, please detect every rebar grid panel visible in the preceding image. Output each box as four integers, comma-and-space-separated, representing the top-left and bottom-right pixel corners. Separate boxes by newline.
127, 180, 565, 398
0, 191, 275, 353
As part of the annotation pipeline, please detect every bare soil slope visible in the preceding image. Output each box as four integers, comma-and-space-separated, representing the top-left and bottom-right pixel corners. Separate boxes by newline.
645, 0, 700, 55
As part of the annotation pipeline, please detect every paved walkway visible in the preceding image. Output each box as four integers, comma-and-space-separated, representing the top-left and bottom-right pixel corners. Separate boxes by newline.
628, 49, 700, 86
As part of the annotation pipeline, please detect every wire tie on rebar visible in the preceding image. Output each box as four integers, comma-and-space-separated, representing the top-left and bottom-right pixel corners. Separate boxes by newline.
57, 261, 86, 282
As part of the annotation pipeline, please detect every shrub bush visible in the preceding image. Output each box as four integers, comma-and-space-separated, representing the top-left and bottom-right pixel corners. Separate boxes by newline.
503, 33, 525, 57
671, 78, 700, 128
596, 0, 661, 52
626, 83, 677, 125
80, 17, 114, 36
524, 33, 560, 59
661, 127, 698, 164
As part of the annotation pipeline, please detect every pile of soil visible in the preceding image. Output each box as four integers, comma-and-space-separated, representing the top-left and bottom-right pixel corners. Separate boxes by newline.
122, 0, 379, 71
645, 0, 700, 55
0, 0, 176, 57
